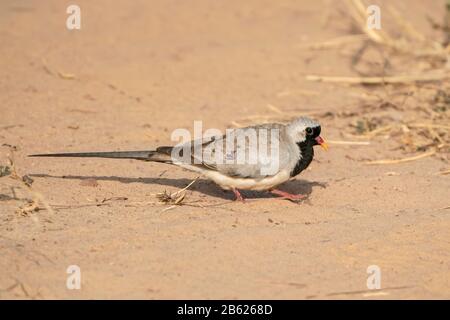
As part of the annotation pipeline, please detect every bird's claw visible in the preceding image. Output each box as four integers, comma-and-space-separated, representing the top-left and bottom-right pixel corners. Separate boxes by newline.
232, 188, 245, 202
270, 189, 306, 202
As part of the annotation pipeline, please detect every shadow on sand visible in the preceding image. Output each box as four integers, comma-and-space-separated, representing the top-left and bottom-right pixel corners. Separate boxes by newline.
29, 173, 327, 201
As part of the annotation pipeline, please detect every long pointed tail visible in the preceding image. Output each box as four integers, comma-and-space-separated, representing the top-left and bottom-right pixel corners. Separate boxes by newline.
29, 150, 172, 162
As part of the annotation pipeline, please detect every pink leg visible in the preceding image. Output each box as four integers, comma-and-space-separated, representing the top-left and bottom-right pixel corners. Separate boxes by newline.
271, 189, 306, 201
232, 188, 245, 202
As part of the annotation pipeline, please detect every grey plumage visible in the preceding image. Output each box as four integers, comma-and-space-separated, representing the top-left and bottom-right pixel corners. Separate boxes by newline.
29, 117, 327, 197
30, 150, 158, 161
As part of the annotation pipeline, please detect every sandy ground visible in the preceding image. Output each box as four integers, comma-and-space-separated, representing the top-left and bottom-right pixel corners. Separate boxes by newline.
1, 0, 449, 299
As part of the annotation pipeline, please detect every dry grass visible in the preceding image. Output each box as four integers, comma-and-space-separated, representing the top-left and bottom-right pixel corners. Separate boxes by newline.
231, 1, 450, 166
1, 146, 55, 215
345, 88, 450, 164
156, 177, 199, 210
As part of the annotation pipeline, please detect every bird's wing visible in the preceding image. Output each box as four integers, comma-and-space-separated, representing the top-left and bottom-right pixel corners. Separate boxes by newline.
159, 135, 220, 170
197, 123, 294, 179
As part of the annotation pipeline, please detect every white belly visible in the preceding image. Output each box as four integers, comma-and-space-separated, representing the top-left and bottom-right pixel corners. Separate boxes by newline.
176, 164, 291, 191
203, 169, 291, 191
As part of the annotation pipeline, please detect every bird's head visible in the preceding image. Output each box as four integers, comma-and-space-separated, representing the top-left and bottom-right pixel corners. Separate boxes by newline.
287, 117, 328, 150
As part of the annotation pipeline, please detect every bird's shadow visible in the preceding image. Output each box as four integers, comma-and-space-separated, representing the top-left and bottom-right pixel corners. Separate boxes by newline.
29, 173, 327, 201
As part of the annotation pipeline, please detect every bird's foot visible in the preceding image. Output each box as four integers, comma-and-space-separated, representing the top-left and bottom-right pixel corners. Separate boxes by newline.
270, 189, 306, 202
232, 188, 245, 202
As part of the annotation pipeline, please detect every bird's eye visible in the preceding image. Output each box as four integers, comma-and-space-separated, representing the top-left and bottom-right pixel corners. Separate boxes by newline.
305, 127, 313, 135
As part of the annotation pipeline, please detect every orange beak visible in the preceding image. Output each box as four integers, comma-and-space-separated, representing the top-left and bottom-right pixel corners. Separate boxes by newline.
315, 136, 328, 151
